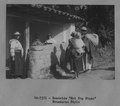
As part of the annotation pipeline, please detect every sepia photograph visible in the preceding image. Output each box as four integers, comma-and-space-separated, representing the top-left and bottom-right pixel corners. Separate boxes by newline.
6, 4, 115, 80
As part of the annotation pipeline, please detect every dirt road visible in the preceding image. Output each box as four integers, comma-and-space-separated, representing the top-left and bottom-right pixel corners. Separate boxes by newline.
53, 46, 115, 80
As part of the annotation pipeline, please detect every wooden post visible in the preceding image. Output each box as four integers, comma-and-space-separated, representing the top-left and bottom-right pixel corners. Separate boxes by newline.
25, 22, 30, 60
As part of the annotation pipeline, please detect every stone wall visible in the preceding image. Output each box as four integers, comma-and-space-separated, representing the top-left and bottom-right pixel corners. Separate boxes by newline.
28, 43, 68, 79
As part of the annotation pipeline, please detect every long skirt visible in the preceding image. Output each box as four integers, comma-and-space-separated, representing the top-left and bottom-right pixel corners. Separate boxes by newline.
72, 56, 84, 73
10, 50, 23, 77
69, 49, 84, 74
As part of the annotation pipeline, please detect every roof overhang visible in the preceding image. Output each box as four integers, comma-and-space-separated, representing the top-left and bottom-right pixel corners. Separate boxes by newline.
7, 4, 86, 24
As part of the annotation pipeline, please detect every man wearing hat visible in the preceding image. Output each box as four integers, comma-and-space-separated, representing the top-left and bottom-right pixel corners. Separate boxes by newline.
81, 26, 88, 37
81, 26, 95, 71
9, 32, 24, 78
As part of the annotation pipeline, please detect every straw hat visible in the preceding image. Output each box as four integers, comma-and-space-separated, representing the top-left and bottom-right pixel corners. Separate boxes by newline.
81, 26, 87, 31
13, 32, 21, 36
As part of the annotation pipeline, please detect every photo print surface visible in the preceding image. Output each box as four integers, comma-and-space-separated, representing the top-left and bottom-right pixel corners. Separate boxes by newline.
6, 4, 115, 79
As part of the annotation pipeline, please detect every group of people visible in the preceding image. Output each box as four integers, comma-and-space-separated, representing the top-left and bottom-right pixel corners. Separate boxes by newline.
65, 27, 95, 77
9, 26, 99, 79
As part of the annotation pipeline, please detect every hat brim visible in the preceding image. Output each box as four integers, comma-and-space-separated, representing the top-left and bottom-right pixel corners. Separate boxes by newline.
14, 32, 21, 35
14, 34, 20, 36
81, 29, 87, 31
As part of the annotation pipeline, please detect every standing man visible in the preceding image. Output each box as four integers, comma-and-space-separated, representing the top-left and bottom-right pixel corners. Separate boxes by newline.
81, 26, 99, 71
9, 32, 24, 78
81, 27, 93, 71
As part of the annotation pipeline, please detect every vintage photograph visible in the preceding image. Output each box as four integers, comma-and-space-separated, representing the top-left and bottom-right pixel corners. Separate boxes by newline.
6, 4, 115, 79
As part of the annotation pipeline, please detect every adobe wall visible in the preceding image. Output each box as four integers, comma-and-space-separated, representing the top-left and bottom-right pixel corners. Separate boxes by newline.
29, 24, 75, 79
6, 16, 75, 78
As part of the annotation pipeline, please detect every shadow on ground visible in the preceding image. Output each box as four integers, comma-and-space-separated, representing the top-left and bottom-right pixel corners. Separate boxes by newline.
92, 67, 115, 71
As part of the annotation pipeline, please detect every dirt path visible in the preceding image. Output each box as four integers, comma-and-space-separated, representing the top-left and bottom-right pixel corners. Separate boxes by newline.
78, 65, 115, 80
45, 46, 115, 80
78, 46, 115, 80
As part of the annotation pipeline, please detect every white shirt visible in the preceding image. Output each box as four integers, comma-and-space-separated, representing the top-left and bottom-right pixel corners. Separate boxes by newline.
9, 39, 24, 57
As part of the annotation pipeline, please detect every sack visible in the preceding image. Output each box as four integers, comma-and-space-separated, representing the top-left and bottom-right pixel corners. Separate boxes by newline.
70, 38, 85, 49
85, 33, 99, 46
